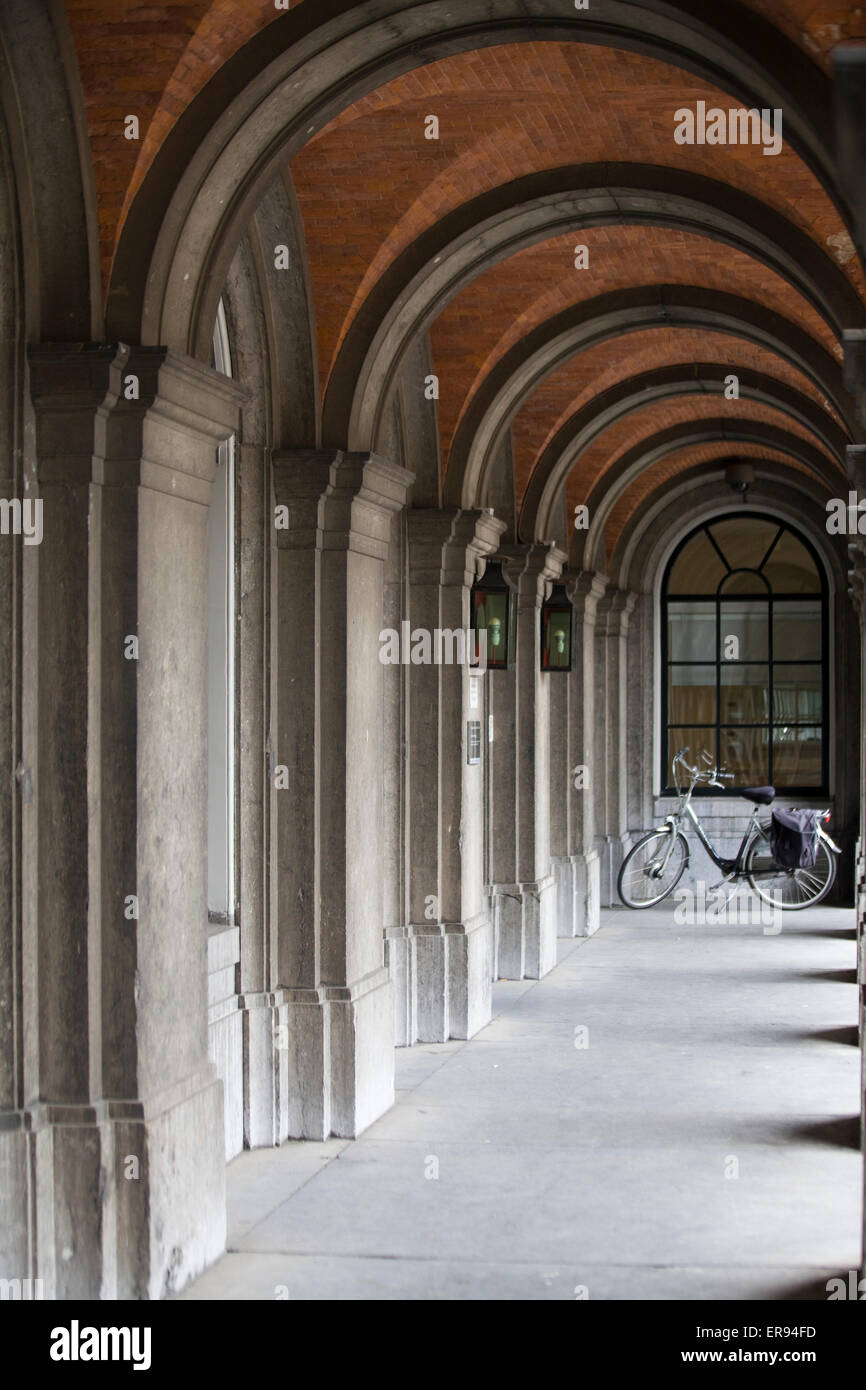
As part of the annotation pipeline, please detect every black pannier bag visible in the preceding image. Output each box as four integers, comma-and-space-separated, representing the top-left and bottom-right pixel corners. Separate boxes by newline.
769, 808, 819, 869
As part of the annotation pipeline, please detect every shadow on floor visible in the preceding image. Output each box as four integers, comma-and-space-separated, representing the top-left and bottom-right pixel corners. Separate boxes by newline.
782, 1117, 861, 1150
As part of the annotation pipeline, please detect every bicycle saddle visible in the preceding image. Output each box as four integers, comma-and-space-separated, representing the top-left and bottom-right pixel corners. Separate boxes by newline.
741, 786, 775, 805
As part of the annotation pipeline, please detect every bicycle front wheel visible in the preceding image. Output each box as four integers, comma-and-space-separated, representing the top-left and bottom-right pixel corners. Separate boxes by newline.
745, 832, 836, 910
618, 828, 689, 909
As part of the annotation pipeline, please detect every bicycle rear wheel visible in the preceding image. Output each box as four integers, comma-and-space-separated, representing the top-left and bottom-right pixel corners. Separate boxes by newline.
745, 831, 836, 910
618, 828, 689, 909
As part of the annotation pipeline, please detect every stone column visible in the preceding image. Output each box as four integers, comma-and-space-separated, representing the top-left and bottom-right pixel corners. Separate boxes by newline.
594, 587, 637, 905
564, 573, 606, 935
20, 343, 242, 1300
835, 41, 866, 1288
488, 543, 564, 979
846, 445, 866, 1216
547, 594, 573, 937
389, 508, 504, 1043
271, 450, 412, 1140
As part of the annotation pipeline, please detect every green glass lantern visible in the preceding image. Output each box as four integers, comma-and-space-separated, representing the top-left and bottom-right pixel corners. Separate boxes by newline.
471, 561, 516, 670
540, 583, 574, 672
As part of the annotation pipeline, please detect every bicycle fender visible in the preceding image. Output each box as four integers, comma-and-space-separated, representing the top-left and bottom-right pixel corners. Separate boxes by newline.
818, 827, 841, 854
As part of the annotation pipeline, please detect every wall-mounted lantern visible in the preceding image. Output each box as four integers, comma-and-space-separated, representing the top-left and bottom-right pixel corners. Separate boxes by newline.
540, 583, 574, 672
471, 561, 515, 670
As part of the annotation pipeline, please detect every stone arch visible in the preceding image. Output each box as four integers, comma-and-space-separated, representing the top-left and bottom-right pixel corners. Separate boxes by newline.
521, 363, 848, 541
570, 418, 842, 568
103, 0, 848, 357
0, 0, 101, 340
610, 461, 841, 591
321, 165, 861, 451
445, 288, 856, 512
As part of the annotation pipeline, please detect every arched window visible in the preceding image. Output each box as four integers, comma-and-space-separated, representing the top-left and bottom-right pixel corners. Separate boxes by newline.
661, 513, 827, 794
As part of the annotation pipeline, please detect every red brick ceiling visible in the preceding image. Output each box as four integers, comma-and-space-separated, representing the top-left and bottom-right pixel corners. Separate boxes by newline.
61, 2, 865, 542
511, 327, 845, 499
431, 224, 837, 474
604, 442, 828, 562
563, 394, 837, 516
292, 43, 863, 398
64, 0, 285, 285
64, 6, 866, 290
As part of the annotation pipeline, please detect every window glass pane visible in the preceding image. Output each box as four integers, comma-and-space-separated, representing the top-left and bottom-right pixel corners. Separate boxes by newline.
666, 730, 716, 786
669, 666, 716, 724
762, 530, 820, 592
664, 518, 825, 795
773, 601, 821, 660
720, 727, 769, 785
667, 530, 727, 594
668, 602, 715, 661
719, 570, 768, 595
710, 518, 779, 571
719, 601, 768, 660
773, 666, 822, 722
773, 728, 822, 786
720, 665, 769, 722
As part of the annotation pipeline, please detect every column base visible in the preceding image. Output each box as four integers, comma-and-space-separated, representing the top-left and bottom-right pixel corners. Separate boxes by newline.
552, 856, 574, 937
386, 914, 493, 1045
573, 851, 601, 937
0, 1118, 32, 1289
597, 834, 631, 907
112, 1067, 226, 1299
12, 1064, 226, 1299
552, 852, 601, 937
279, 967, 395, 1140
491, 877, 557, 980
238, 990, 287, 1148
208, 925, 242, 1160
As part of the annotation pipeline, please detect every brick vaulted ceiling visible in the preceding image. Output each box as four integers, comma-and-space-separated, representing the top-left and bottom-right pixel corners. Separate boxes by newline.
63, 1, 866, 551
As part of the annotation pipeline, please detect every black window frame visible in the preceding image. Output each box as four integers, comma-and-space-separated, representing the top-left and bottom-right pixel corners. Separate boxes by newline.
660, 512, 828, 796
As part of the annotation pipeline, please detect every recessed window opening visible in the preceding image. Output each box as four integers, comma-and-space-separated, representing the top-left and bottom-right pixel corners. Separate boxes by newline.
661, 512, 827, 794
207, 299, 236, 922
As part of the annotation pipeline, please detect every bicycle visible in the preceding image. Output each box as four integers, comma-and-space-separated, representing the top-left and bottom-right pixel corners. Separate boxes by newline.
617, 748, 840, 911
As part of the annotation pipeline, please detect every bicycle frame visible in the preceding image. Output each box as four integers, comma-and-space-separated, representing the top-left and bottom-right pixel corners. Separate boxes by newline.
664, 798, 761, 877
653, 769, 759, 879
654, 754, 840, 881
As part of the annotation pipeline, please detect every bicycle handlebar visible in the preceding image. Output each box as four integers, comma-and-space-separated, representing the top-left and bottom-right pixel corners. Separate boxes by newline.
672, 748, 733, 788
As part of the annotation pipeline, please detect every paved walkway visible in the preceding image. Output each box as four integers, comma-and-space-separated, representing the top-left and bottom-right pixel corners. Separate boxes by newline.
181, 906, 862, 1300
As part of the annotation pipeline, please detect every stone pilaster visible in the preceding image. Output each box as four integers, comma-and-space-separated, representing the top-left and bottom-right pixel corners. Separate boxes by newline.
833, 39, 866, 1289
13, 343, 242, 1300
594, 586, 638, 905
547, 582, 573, 937
388, 508, 505, 1044
562, 572, 607, 935
271, 450, 413, 1139
488, 542, 564, 979
845, 445, 866, 1230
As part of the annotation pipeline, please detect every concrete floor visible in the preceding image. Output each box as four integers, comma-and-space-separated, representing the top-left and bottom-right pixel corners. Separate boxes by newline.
181, 906, 863, 1301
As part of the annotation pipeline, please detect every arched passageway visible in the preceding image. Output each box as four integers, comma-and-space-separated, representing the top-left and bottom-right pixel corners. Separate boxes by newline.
0, 0, 864, 1301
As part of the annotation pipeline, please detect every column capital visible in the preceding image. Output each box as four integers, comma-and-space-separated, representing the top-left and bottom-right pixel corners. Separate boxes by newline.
408, 507, 505, 587
273, 449, 414, 557
28, 343, 246, 498
499, 541, 565, 604
565, 570, 608, 622
596, 585, 638, 637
